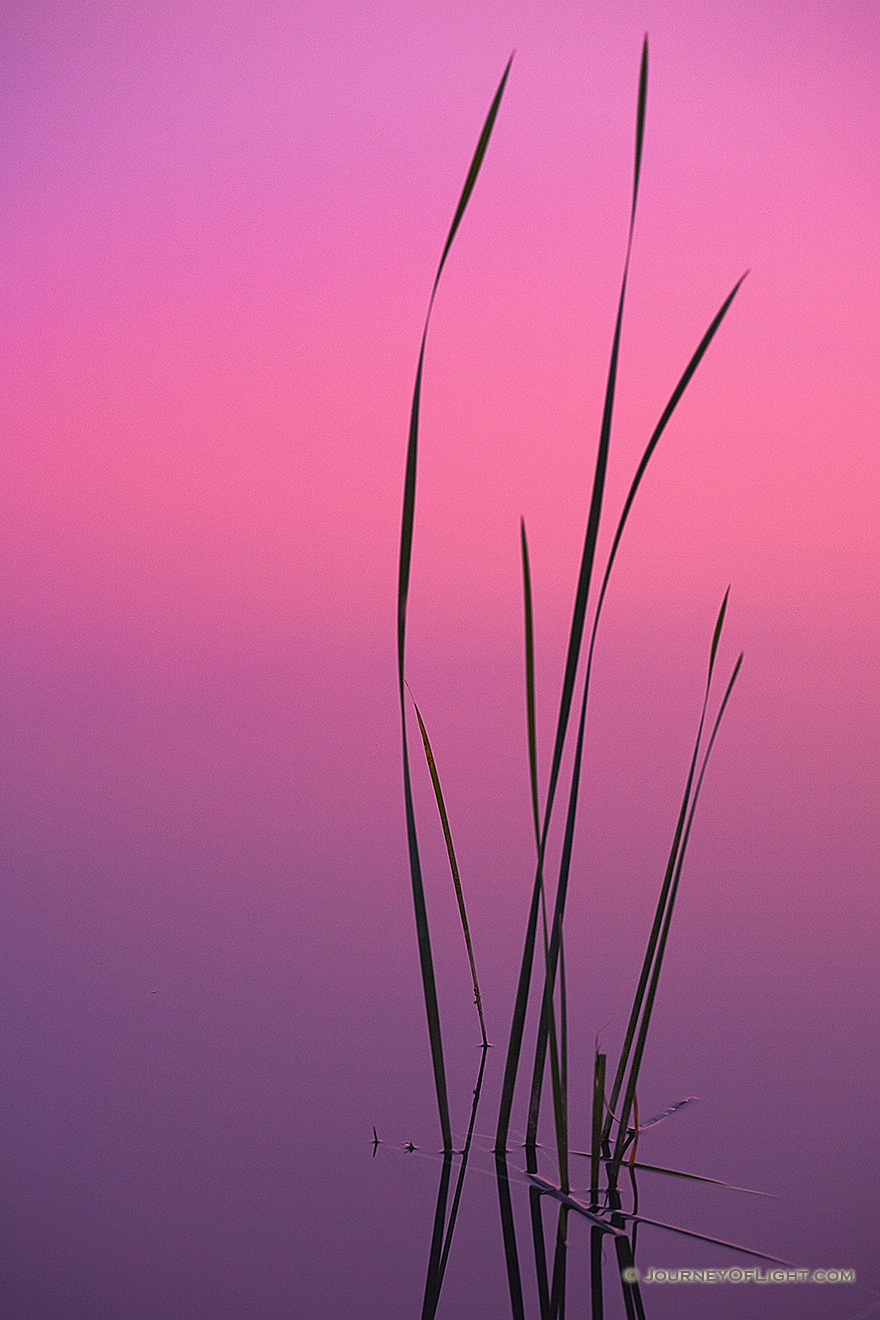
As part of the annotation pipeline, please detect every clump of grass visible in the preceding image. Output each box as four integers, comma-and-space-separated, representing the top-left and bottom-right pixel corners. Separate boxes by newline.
395, 35, 769, 1314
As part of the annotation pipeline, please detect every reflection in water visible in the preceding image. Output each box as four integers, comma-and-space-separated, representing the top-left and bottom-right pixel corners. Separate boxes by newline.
383, 1041, 791, 1320
421, 1045, 489, 1319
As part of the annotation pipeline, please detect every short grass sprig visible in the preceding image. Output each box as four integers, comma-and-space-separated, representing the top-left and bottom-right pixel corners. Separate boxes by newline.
605, 594, 743, 1187
411, 693, 489, 1047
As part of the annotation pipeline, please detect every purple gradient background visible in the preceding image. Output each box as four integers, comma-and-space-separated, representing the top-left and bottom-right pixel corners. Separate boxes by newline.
1, 3, 879, 1317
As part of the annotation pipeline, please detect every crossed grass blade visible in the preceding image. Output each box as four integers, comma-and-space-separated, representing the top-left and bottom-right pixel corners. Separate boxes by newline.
398, 56, 512, 1151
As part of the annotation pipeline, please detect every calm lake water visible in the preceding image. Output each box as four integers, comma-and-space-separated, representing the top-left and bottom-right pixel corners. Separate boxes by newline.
0, 628, 876, 1318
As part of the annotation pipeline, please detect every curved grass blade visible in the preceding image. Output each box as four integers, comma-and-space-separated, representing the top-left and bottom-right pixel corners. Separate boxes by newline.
496, 35, 649, 1157
583, 273, 747, 693
412, 695, 489, 1046
398, 56, 513, 1151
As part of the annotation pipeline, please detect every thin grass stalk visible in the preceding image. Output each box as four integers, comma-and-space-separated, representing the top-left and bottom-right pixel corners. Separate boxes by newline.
412, 696, 488, 1045
496, 35, 649, 1157
609, 646, 743, 1184
435, 1045, 489, 1282
528, 1182, 552, 1318
602, 591, 731, 1149
399, 57, 512, 1150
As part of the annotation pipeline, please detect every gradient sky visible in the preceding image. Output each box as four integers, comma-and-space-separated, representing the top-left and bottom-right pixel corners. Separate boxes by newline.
1, 3, 879, 1317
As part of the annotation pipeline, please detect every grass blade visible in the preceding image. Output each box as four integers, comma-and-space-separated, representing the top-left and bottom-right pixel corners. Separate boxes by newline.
412, 695, 489, 1046
399, 58, 513, 1151
583, 275, 747, 690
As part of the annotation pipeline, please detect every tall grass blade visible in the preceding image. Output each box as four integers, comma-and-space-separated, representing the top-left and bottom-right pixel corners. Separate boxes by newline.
412, 696, 489, 1046
497, 34, 649, 1157
399, 57, 512, 1151
540, 34, 648, 848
